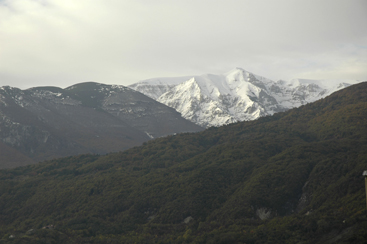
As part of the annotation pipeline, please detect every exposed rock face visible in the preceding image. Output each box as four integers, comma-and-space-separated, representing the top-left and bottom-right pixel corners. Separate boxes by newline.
0, 82, 203, 168
130, 68, 357, 127
256, 208, 272, 220
296, 181, 312, 213
183, 216, 194, 224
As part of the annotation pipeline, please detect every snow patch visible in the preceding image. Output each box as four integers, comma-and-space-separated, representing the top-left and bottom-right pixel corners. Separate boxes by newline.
145, 132, 154, 139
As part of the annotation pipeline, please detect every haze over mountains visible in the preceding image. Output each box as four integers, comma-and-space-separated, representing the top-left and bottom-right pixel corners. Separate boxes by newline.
0, 82, 202, 169
130, 67, 358, 127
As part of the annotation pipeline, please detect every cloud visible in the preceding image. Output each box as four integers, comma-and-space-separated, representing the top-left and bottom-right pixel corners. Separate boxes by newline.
0, 0, 366, 89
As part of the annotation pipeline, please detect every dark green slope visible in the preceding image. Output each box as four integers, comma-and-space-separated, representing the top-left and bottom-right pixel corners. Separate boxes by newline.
0, 82, 367, 243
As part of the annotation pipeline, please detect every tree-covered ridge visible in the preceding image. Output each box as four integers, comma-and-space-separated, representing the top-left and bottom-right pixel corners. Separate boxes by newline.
0, 82, 367, 243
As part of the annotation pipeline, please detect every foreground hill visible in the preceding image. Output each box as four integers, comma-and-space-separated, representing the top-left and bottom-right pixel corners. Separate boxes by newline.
0, 82, 367, 243
0, 82, 203, 169
130, 67, 358, 127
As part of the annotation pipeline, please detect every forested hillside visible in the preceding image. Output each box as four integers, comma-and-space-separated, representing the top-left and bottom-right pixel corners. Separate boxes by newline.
0, 82, 366, 243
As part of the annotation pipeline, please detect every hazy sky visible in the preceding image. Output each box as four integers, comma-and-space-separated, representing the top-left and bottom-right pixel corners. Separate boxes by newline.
0, 0, 366, 89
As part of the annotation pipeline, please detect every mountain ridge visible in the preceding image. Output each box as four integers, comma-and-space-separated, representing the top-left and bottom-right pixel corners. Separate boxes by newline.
0, 82, 203, 168
130, 67, 359, 127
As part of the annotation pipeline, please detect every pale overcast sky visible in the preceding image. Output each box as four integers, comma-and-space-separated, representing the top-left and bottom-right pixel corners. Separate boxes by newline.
0, 0, 366, 89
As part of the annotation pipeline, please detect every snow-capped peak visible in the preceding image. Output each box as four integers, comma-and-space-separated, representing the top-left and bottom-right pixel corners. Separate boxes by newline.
129, 68, 361, 127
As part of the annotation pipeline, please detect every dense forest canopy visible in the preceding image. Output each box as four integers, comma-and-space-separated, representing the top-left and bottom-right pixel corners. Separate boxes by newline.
0, 82, 367, 243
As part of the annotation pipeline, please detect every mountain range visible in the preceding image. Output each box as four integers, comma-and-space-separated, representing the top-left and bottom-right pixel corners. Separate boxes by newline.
0, 82, 366, 243
1, 68, 359, 169
0, 82, 202, 169
129, 67, 358, 127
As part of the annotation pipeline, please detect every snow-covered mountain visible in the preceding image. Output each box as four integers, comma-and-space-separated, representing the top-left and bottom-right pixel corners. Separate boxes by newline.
129, 68, 359, 127
129, 76, 193, 100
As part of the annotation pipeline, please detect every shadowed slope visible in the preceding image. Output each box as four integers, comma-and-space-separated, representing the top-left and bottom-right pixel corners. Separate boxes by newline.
0, 82, 203, 168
